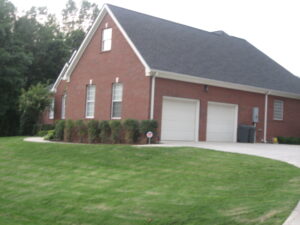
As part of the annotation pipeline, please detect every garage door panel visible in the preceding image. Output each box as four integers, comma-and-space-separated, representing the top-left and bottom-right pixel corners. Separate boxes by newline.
161, 98, 199, 141
207, 103, 237, 142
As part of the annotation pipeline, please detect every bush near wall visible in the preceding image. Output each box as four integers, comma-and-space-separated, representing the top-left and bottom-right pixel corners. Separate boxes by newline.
51, 119, 157, 144
277, 136, 300, 145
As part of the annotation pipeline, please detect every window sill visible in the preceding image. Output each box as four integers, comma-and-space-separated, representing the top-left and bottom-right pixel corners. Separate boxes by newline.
101, 49, 111, 53
85, 116, 95, 119
111, 117, 121, 120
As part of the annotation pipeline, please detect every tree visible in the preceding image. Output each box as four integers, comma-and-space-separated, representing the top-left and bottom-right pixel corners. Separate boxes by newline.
19, 83, 52, 135
0, 0, 32, 136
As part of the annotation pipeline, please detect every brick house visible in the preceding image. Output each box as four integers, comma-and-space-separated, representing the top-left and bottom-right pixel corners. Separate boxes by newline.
45, 4, 300, 142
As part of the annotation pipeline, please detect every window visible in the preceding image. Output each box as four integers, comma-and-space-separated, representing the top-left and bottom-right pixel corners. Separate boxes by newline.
273, 100, 284, 120
111, 83, 123, 119
102, 28, 112, 51
85, 85, 96, 118
61, 93, 67, 119
49, 98, 55, 119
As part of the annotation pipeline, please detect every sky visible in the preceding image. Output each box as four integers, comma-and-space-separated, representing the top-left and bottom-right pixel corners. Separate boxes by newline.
10, 0, 300, 78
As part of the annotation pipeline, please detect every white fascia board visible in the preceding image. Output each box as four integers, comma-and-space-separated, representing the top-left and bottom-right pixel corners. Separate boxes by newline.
105, 5, 151, 75
51, 63, 69, 92
153, 69, 300, 100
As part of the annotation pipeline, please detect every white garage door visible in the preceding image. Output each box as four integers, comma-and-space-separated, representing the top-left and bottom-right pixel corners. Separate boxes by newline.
207, 102, 238, 142
161, 97, 199, 141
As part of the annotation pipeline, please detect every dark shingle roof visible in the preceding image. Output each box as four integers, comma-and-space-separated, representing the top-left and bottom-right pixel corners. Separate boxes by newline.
108, 4, 300, 94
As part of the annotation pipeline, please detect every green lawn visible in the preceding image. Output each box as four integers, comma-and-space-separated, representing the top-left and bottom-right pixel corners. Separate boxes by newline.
0, 137, 300, 225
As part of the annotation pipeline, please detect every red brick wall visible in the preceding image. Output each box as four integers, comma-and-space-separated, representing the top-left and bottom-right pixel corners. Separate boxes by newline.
267, 95, 300, 140
154, 78, 300, 142
53, 14, 151, 121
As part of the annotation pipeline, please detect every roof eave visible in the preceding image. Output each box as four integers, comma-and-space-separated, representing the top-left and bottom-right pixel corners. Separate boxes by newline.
153, 69, 300, 100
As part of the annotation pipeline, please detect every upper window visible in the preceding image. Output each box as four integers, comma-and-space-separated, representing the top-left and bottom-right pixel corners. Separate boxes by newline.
273, 100, 284, 120
102, 28, 112, 51
85, 85, 96, 118
61, 93, 67, 119
49, 98, 55, 119
111, 83, 123, 119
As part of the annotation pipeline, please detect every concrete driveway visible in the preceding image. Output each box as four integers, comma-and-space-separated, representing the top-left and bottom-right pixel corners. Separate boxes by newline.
155, 141, 300, 168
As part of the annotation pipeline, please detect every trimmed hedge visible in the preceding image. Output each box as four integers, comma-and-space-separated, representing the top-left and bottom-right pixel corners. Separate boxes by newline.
99, 121, 111, 143
109, 120, 122, 143
54, 120, 65, 141
277, 136, 300, 145
51, 119, 158, 144
87, 120, 99, 143
123, 119, 140, 143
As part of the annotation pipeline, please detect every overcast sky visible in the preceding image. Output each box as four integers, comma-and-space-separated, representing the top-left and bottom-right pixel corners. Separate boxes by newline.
10, 0, 300, 77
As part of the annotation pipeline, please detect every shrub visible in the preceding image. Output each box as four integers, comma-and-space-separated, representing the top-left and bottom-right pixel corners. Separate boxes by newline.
140, 120, 158, 136
99, 120, 111, 143
123, 119, 140, 143
109, 120, 122, 143
75, 120, 87, 143
34, 124, 55, 135
36, 130, 48, 137
278, 136, 300, 145
87, 120, 99, 143
54, 120, 65, 141
64, 119, 74, 142
44, 130, 55, 140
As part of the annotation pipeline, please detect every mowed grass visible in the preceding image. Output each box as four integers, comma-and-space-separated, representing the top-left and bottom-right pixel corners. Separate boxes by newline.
0, 137, 300, 225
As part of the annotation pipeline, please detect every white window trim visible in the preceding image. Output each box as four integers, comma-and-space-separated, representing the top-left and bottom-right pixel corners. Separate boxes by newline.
61, 94, 66, 119
49, 98, 55, 119
85, 85, 96, 119
111, 83, 123, 119
101, 28, 112, 52
273, 99, 284, 121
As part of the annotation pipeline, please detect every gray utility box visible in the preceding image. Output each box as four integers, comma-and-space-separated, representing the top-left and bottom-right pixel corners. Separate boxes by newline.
238, 125, 256, 143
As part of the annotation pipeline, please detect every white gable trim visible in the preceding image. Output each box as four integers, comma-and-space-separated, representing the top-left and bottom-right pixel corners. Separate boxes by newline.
154, 69, 300, 100
51, 4, 150, 92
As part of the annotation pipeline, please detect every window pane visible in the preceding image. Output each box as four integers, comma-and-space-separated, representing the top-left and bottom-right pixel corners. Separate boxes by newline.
112, 102, 122, 118
86, 85, 95, 118
103, 28, 112, 40
102, 40, 112, 51
61, 94, 66, 119
112, 83, 123, 101
49, 98, 55, 119
273, 100, 283, 120
86, 102, 95, 117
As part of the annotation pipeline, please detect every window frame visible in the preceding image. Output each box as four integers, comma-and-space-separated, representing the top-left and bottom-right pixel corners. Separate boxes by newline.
85, 84, 96, 119
101, 28, 112, 52
273, 99, 284, 121
111, 83, 123, 119
49, 98, 55, 119
61, 93, 67, 119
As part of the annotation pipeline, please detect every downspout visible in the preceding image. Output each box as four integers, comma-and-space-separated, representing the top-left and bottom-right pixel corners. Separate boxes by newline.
263, 91, 270, 143
150, 72, 156, 120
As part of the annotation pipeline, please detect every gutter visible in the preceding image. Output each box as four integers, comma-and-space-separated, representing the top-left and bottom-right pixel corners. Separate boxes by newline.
264, 91, 270, 143
149, 72, 156, 120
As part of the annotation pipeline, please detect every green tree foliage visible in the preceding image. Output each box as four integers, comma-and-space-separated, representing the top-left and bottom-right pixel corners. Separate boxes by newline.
19, 83, 52, 135
0, 0, 100, 136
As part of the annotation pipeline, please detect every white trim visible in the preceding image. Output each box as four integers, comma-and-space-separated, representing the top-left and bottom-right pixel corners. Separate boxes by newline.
61, 93, 67, 119
161, 96, 200, 142
207, 101, 238, 142
51, 63, 69, 92
264, 92, 269, 143
154, 69, 300, 100
150, 74, 156, 119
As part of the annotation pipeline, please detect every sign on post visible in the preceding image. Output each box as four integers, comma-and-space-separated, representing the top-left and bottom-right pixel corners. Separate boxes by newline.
146, 131, 153, 144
